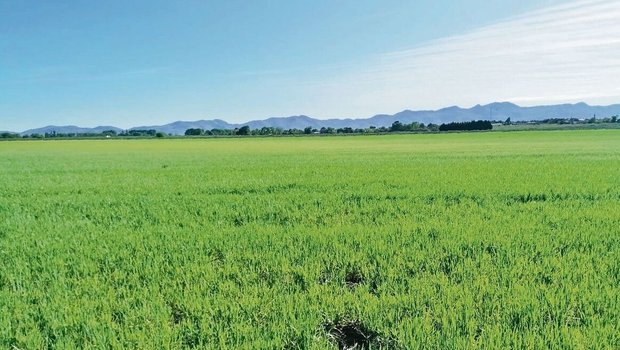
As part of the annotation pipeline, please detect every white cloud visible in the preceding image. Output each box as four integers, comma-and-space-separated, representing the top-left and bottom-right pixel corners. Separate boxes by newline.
301, 0, 620, 117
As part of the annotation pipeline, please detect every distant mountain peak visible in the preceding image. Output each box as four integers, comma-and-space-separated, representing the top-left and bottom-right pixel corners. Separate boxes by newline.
485, 101, 518, 108
21, 125, 123, 135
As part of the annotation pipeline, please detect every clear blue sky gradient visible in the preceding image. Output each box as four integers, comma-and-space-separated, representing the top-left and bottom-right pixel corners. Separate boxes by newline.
1, 0, 574, 130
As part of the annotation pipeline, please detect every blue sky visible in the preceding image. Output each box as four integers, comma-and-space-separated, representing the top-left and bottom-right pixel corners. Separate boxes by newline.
2, 0, 619, 131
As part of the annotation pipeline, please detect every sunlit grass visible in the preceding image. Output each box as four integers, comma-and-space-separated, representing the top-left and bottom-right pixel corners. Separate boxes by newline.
1, 130, 619, 349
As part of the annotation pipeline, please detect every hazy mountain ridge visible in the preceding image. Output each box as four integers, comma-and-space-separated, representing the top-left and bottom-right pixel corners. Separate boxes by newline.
21, 125, 123, 135
16, 102, 620, 135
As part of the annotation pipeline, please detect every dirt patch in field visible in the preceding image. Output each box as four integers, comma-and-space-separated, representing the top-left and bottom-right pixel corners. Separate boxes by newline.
324, 319, 377, 349
344, 268, 364, 288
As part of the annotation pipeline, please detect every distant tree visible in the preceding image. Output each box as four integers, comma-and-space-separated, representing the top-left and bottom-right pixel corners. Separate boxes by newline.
285, 128, 303, 134
427, 123, 439, 131
0, 132, 19, 139
185, 128, 204, 136
237, 125, 250, 135
156, 132, 165, 138
409, 122, 423, 131
126, 129, 157, 137
210, 128, 230, 135
304, 126, 313, 134
390, 121, 404, 132
259, 126, 280, 135
439, 120, 492, 132
612, 116, 618, 123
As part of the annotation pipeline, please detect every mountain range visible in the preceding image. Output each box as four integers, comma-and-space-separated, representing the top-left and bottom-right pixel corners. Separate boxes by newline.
18, 125, 124, 135
13, 102, 620, 135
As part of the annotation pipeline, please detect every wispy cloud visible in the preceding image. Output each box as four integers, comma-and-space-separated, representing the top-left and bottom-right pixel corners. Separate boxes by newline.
300, 0, 620, 117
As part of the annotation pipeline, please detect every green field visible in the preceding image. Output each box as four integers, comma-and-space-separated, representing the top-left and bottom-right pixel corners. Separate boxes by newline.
493, 123, 620, 132
1, 131, 619, 349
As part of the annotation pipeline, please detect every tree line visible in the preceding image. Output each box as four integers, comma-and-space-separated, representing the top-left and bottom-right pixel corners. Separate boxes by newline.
1, 129, 167, 139
503, 115, 619, 126
184, 120, 497, 136
438, 120, 493, 131
0, 132, 21, 139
